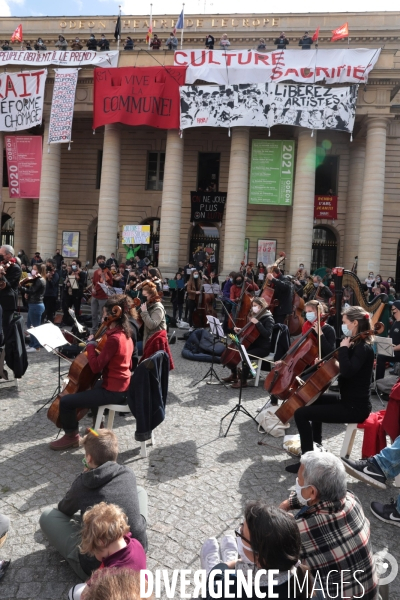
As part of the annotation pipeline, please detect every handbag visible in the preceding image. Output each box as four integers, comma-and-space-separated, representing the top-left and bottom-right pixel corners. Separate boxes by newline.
256, 404, 290, 437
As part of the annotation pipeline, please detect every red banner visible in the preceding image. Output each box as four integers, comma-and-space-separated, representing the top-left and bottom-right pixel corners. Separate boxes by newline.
5, 135, 42, 198
93, 66, 187, 130
314, 195, 338, 220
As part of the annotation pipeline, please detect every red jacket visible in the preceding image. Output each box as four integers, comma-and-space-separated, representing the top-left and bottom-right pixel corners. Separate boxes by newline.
230, 282, 259, 302
92, 268, 113, 300
87, 327, 133, 392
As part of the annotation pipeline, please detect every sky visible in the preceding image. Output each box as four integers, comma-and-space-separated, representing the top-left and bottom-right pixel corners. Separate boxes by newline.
3, 0, 400, 18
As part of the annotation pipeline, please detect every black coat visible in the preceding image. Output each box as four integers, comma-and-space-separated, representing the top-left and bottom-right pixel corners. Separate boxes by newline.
249, 312, 274, 353
205, 35, 215, 48
299, 36, 313, 49
21, 277, 45, 304
0, 262, 21, 311
4, 313, 28, 378
273, 275, 293, 316
275, 36, 289, 48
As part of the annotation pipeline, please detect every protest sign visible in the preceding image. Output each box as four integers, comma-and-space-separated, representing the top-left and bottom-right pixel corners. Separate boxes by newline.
0, 50, 118, 68
190, 192, 227, 222
314, 195, 338, 219
0, 69, 46, 131
122, 225, 151, 245
48, 69, 79, 144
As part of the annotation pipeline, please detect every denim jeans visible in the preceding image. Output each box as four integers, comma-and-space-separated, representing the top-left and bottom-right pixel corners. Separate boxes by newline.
375, 436, 400, 512
27, 302, 45, 348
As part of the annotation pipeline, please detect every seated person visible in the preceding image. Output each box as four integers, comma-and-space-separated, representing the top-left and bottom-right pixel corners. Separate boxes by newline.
0, 513, 10, 581
80, 568, 147, 600
39, 429, 148, 581
279, 451, 377, 600
200, 502, 313, 599
68, 502, 146, 600
342, 434, 400, 525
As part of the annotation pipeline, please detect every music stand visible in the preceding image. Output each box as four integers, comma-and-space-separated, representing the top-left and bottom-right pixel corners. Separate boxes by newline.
28, 323, 71, 413
192, 316, 228, 387
372, 337, 394, 406
220, 338, 257, 437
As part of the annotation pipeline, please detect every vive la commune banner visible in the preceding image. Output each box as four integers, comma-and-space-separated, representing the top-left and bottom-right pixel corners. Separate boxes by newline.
93, 66, 187, 130
0, 69, 47, 131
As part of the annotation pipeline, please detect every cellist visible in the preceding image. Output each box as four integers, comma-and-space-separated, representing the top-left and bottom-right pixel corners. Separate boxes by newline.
222, 297, 274, 388
229, 273, 259, 322
49, 295, 134, 451
285, 306, 374, 474
265, 266, 292, 324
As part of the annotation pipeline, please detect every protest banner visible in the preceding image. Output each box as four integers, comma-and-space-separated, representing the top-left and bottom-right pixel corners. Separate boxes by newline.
5, 135, 42, 198
48, 69, 79, 145
190, 191, 227, 222
0, 69, 47, 131
122, 225, 151, 245
0, 50, 118, 68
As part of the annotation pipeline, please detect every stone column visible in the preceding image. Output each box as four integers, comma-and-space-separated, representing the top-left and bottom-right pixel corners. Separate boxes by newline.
14, 199, 34, 258
158, 129, 184, 277
343, 141, 366, 270
96, 123, 122, 258
0, 133, 4, 219
289, 128, 317, 274
357, 117, 390, 278
221, 127, 250, 275
36, 119, 61, 258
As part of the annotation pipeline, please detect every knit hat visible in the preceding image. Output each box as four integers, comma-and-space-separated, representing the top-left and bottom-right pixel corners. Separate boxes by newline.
390, 300, 400, 310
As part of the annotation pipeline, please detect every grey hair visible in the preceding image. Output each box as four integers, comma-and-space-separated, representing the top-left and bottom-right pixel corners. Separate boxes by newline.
300, 451, 347, 502
1, 244, 14, 256
313, 275, 322, 282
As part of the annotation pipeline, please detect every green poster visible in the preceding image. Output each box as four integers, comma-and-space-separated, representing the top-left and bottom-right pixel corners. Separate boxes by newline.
249, 140, 295, 205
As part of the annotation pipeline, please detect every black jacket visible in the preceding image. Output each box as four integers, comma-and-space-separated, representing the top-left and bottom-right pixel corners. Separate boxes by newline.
299, 36, 313, 49
97, 38, 110, 50
86, 37, 97, 50
273, 275, 293, 316
44, 271, 60, 297
52, 253, 64, 269
309, 284, 333, 302
205, 35, 215, 48
128, 350, 169, 441
275, 36, 289, 49
0, 262, 21, 311
22, 276, 45, 304
251, 312, 274, 352
171, 286, 185, 304
4, 313, 28, 378
338, 341, 374, 407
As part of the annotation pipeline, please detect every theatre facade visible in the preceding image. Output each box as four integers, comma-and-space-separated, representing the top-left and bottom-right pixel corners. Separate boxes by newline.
1, 12, 400, 280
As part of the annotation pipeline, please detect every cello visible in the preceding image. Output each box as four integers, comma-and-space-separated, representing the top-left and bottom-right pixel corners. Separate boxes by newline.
221, 304, 271, 369
286, 290, 305, 336
227, 279, 254, 329
47, 305, 123, 428
261, 252, 286, 307
192, 283, 207, 328
275, 322, 384, 425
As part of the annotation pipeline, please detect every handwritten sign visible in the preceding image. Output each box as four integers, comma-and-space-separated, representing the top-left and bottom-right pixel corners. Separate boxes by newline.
0, 50, 118, 68
122, 225, 150, 245
190, 191, 227, 222
48, 69, 78, 144
0, 69, 47, 131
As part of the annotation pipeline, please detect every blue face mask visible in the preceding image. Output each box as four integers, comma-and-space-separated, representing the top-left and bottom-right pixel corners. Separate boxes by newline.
342, 324, 352, 337
305, 312, 316, 322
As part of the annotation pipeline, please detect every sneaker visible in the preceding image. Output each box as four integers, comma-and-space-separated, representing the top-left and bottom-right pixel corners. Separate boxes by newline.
342, 457, 387, 490
26, 347, 39, 353
200, 537, 221, 576
49, 433, 81, 451
370, 499, 400, 527
220, 535, 238, 564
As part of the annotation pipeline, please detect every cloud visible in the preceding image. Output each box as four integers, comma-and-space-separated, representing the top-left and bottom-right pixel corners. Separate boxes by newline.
0, 0, 11, 16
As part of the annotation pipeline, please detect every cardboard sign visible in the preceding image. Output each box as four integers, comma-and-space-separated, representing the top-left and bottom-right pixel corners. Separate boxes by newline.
122, 225, 151, 245
5, 135, 42, 198
314, 195, 338, 219
190, 191, 227, 222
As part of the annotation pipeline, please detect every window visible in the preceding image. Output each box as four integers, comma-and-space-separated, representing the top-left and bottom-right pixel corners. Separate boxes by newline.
146, 152, 165, 191
315, 155, 339, 195
197, 152, 220, 191
96, 150, 103, 189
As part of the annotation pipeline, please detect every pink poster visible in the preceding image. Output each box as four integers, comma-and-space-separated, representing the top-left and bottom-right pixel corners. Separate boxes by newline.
5, 135, 42, 198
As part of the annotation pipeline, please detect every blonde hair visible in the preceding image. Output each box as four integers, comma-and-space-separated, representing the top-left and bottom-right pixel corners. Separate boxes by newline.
40, 264, 47, 277
81, 568, 153, 600
80, 503, 130, 556
81, 429, 119, 466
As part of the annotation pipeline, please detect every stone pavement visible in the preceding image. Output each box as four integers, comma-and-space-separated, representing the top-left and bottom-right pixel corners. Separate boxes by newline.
0, 340, 399, 599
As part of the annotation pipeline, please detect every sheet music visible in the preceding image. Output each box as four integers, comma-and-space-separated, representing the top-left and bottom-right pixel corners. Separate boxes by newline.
99, 283, 115, 296
27, 323, 70, 352
241, 345, 256, 378
207, 315, 225, 338
374, 337, 395, 358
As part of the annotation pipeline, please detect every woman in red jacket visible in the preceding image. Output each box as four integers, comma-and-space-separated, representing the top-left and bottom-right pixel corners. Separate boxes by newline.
50, 295, 134, 451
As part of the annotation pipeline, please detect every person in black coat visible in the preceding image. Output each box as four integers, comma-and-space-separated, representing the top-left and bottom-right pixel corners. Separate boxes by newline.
97, 35, 110, 51
124, 37, 134, 50
298, 32, 313, 49
205, 34, 214, 49
274, 32, 289, 49
86, 34, 97, 50
266, 266, 293, 324
0, 245, 22, 339
222, 297, 274, 388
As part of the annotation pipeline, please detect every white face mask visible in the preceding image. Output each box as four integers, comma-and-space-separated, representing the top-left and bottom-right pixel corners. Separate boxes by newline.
31, 269, 37, 276
236, 536, 255, 565
342, 324, 352, 337
305, 312, 316, 322
252, 306, 260, 314
295, 478, 311, 506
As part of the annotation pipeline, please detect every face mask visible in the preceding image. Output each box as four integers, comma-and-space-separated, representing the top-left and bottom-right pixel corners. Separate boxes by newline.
236, 280, 243, 287
342, 324, 352, 336
236, 536, 255, 565
306, 312, 316, 322
72, 265, 77, 271
31, 269, 37, 276
313, 282, 319, 287
98, 262, 106, 269
295, 478, 311, 506
229, 278, 233, 282
369, 274, 374, 278
376, 278, 381, 283
194, 275, 199, 279
299, 265, 304, 269
18, 252, 22, 256
252, 306, 260, 314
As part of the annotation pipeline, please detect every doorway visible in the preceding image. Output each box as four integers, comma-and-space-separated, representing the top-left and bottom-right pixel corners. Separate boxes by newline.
140, 218, 160, 266
190, 223, 220, 271
197, 153, 220, 192
315, 155, 339, 195
1, 214, 14, 247
311, 226, 337, 273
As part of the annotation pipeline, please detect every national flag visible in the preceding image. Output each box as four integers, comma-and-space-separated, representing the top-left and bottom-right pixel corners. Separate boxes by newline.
173, 10, 184, 35
312, 27, 320, 42
146, 23, 152, 44
114, 15, 121, 41
11, 24, 23, 43
331, 22, 349, 42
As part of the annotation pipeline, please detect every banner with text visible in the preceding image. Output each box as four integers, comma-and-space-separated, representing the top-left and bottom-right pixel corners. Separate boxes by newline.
48, 69, 79, 144
175, 48, 381, 85
93, 66, 187, 130
0, 70, 47, 132
249, 140, 295, 206
122, 225, 151, 245
314, 195, 338, 220
5, 136, 42, 198
190, 191, 227, 222
0, 50, 118, 68
180, 83, 358, 134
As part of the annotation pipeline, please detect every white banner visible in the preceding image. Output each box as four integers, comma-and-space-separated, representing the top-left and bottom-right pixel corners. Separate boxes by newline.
175, 48, 381, 85
48, 69, 79, 144
0, 69, 47, 131
180, 83, 358, 133
0, 50, 119, 68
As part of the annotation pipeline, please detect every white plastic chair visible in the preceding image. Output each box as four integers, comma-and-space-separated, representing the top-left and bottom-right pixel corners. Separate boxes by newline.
249, 328, 283, 387
94, 404, 155, 458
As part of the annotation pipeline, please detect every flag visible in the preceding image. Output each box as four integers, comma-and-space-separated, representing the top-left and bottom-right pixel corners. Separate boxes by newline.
331, 22, 349, 42
114, 15, 121, 41
173, 10, 184, 35
11, 24, 23, 43
312, 27, 320, 42
146, 20, 153, 44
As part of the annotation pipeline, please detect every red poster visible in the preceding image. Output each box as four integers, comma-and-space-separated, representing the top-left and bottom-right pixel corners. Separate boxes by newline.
314, 195, 337, 220
93, 66, 187, 130
5, 136, 42, 198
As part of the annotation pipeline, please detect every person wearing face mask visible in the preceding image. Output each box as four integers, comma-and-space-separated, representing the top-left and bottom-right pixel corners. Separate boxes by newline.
201, 502, 313, 600
229, 273, 259, 323
0, 244, 22, 339
295, 263, 309, 285
18, 249, 29, 267
285, 306, 374, 474
186, 270, 203, 329
306, 275, 332, 303
301, 300, 335, 355
139, 281, 166, 347
280, 451, 377, 600
20, 264, 46, 352
90, 255, 113, 334
222, 297, 274, 388
364, 271, 376, 290
43, 259, 59, 323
